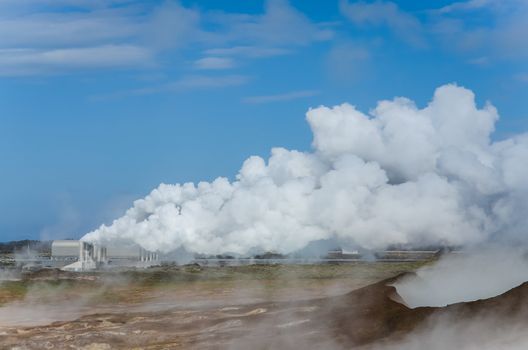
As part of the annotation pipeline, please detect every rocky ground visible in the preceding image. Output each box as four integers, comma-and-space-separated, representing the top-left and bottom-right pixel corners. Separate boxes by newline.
1, 262, 524, 349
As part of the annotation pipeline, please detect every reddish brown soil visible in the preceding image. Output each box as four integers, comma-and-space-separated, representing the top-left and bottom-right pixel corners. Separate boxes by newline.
2, 272, 528, 349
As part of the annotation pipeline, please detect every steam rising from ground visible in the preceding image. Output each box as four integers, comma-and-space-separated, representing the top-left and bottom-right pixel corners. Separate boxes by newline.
386, 247, 528, 349
83, 85, 528, 254
374, 310, 528, 350
395, 247, 528, 307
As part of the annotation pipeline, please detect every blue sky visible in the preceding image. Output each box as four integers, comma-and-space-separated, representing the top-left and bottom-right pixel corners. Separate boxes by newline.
1, 0, 527, 241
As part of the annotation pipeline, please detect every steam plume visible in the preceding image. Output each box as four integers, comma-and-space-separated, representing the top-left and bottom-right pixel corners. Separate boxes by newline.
83, 84, 528, 254
394, 246, 528, 308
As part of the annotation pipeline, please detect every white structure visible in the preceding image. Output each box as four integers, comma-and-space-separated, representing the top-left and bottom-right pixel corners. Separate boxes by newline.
50, 240, 159, 270
106, 245, 159, 267
51, 240, 81, 260
51, 240, 106, 271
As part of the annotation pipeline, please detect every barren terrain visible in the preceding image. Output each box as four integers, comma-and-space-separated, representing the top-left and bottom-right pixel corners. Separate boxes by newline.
1, 261, 527, 349
0, 263, 427, 349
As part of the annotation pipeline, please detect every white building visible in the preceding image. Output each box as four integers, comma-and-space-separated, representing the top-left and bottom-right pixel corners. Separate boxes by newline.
105, 244, 159, 267
50, 240, 158, 271
51, 240, 107, 271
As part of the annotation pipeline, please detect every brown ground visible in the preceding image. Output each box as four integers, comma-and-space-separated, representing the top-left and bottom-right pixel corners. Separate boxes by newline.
0, 263, 525, 349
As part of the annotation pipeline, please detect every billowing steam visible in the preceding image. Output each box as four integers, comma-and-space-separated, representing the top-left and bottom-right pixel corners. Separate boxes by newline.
394, 246, 528, 308
83, 84, 528, 254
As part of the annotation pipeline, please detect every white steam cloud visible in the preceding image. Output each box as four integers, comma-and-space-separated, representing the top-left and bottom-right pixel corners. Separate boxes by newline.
83, 84, 528, 254
394, 246, 528, 308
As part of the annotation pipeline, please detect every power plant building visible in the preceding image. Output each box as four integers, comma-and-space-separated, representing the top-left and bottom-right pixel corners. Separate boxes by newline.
106, 245, 159, 266
50, 240, 158, 271
51, 240, 107, 271
51, 240, 85, 261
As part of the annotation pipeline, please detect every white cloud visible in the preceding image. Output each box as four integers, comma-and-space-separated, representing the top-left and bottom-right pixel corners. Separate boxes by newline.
339, 0, 426, 47
194, 57, 235, 70
243, 90, 319, 104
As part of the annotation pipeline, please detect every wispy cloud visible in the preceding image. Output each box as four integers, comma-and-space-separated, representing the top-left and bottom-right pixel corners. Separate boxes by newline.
326, 43, 370, 81
431, 0, 528, 60
0, 0, 333, 77
467, 56, 491, 66
136, 74, 250, 94
339, 0, 426, 48
204, 46, 292, 58
515, 73, 528, 83
142, 1, 202, 50
436, 0, 494, 14
0, 45, 154, 76
93, 74, 250, 100
243, 89, 319, 104
194, 57, 235, 70
0, 1, 198, 75
216, 0, 333, 46
0, 11, 137, 48
337, 0, 528, 65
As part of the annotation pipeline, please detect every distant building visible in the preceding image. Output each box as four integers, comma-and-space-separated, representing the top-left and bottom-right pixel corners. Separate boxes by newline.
374, 250, 441, 261
324, 248, 441, 261
325, 248, 361, 260
106, 245, 159, 266
51, 240, 106, 271
50, 240, 158, 271
253, 251, 286, 259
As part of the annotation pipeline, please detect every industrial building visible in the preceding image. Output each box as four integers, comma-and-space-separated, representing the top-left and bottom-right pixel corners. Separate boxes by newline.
324, 248, 441, 262
325, 248, 361, 260
105, 245, 159, 267
50, 240, 158, 271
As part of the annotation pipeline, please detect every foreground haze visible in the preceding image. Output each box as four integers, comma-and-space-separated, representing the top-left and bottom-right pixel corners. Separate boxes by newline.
0, 262, 422, 349
2, 255, 528, 349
